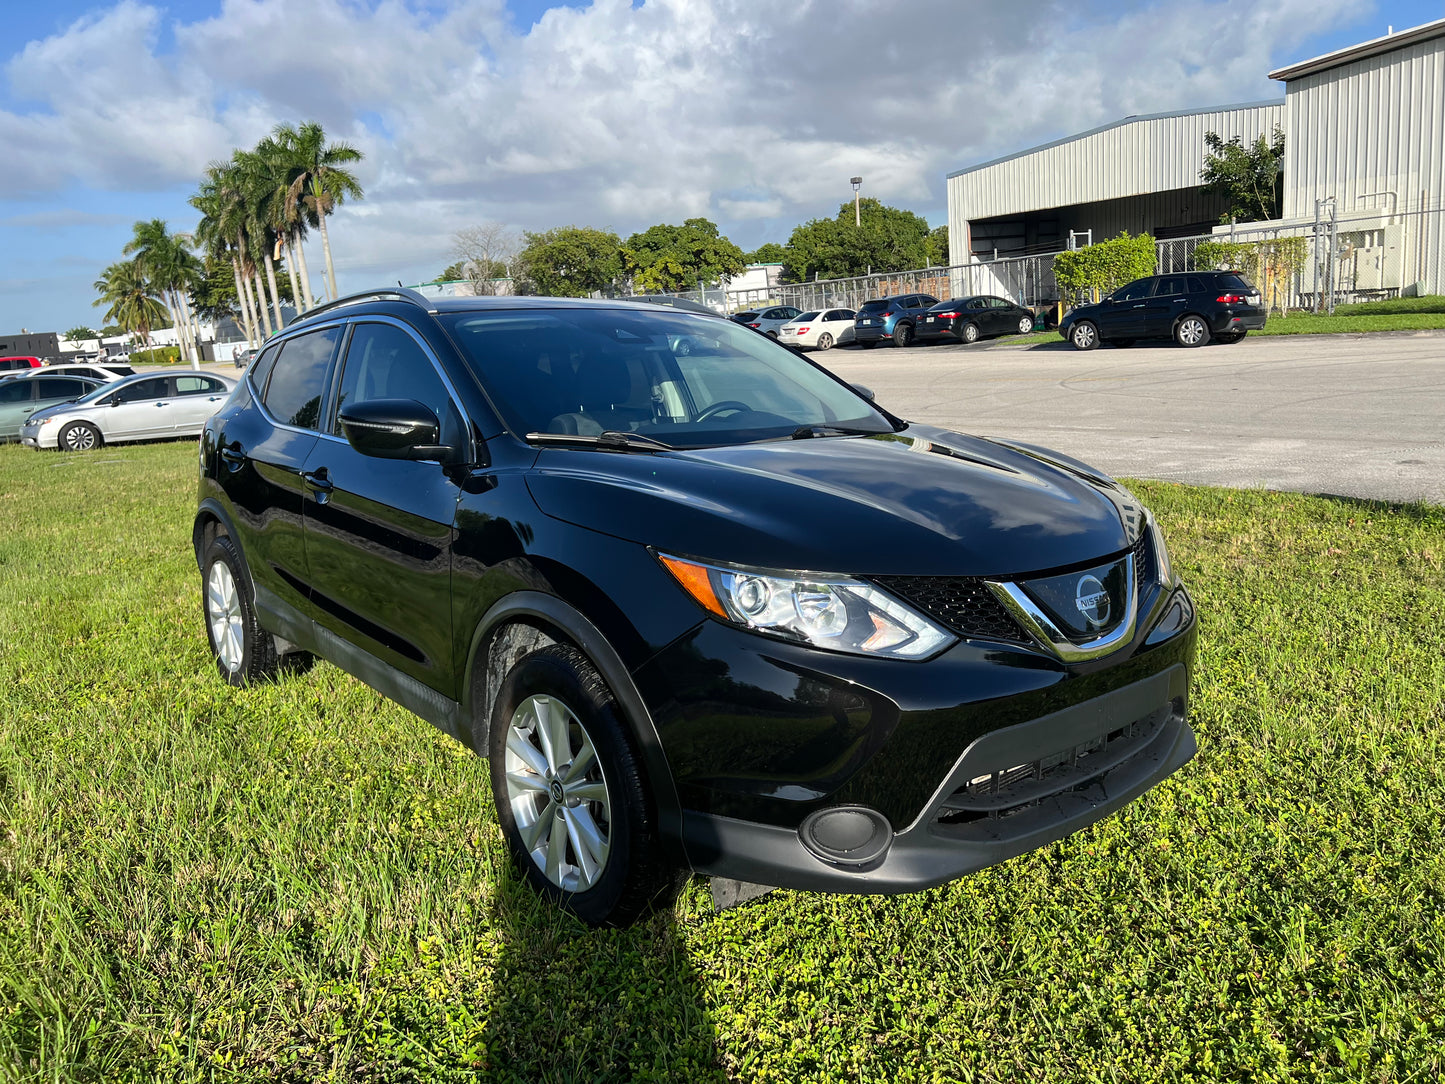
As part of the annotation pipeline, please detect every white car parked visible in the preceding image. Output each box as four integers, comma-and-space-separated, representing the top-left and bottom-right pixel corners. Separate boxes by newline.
777, 308, 857, 351
20, 370, 236, 451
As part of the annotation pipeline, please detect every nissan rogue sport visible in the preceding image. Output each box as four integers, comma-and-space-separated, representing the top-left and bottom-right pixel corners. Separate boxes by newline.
195, 288, 1199, 926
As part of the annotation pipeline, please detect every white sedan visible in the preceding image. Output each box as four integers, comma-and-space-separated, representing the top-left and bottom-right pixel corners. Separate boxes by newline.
777, 308, 856, 350
20, 370, 236, 451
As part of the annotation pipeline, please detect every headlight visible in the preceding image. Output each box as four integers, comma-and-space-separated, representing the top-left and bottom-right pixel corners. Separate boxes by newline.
28, 414, 58, 426
658, 553, 955, 659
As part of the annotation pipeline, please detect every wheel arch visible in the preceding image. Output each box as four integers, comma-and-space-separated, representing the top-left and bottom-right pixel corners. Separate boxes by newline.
193, 497, 243, 574
461, 590, 687, 865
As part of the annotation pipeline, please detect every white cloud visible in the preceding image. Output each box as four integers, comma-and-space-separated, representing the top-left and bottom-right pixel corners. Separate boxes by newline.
0, 0, 1371, 303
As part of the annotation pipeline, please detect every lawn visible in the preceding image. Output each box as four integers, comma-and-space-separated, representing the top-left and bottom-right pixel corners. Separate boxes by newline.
1254, 312, 1445, 335
1, 441, 1442, 1083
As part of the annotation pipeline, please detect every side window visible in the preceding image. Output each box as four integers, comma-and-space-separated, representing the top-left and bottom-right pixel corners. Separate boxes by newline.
264, 328, 339, 430
247, 342, 283, 395
175, 375, 223, 396
0, 382, 31, 403
1114, 279, 1155, 302
333, 323, 460, 443
968, 298, 986, 310
1157, 277, 1187, 297
117, 377, 171, 403
37, 379, 82, 397
1186, 275, 1207, 294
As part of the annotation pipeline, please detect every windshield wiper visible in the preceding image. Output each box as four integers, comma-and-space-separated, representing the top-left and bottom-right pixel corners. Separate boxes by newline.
789, 424, 889, 440
525, 430, 676, 451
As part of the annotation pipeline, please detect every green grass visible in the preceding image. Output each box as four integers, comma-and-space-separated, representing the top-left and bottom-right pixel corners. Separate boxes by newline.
1, 442, 1442, 1082
1333, 295, 1445, 316
1254, 312, 1445, 335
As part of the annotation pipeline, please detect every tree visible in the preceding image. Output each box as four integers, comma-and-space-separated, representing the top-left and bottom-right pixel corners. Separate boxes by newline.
277, 121, 364, 302
1200, 125, 1285, 224
451, 222, 519, 295
64, 326, 98, 343
744, 242, 787, 265
783, 199, 931, 282
513, 227, 623, 297
926, 225, 950, 267
621, 218, 746, 294
234, 146, 291, 332
92, 260, 168, 348
438, 262, 467, 282
124, 219, 205, 367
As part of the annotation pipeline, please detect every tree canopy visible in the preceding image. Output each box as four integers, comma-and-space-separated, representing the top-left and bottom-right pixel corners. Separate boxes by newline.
514, 226, 623, 297
745, 242, 787, 265
64, 326, 98, 343
783, 199, 932, 282
926, 225, 950, 267
622, 218, 746, 294
1200, 126, 1285, 223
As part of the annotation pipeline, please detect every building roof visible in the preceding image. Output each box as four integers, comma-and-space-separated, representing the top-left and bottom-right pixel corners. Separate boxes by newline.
1269, 17, 1445, 81
946, 100, 1281, 180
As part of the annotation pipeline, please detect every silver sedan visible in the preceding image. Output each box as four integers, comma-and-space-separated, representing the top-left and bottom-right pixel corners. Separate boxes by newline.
21, 370, 236, 451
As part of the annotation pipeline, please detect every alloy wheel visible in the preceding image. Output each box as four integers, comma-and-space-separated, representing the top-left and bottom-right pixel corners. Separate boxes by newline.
63, 425, 97, 451
206, 560, 245, 673
504, 693, 612, 892
1178, 316, 1207, 346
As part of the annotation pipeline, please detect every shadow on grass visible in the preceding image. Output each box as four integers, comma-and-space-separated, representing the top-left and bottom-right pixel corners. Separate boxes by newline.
476, 870, 725, 1083
1303, 491, 1445, 523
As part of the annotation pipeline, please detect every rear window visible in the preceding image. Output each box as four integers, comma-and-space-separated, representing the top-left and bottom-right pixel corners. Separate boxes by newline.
1216, 273, 1256, 293
857, 300, 889, 314
796, 312, 819, 321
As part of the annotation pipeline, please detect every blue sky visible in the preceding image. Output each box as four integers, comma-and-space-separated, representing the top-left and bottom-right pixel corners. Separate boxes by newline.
2, 0, 1443, 336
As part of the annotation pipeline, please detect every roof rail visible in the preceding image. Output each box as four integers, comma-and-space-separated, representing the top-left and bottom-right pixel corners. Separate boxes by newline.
292, 287, 436, 325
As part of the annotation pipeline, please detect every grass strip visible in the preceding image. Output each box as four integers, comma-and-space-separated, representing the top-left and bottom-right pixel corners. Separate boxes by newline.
0, 442, 1441, 1082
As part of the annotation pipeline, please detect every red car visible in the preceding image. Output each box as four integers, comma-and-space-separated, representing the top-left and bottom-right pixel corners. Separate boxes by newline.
0, 356, 43, 374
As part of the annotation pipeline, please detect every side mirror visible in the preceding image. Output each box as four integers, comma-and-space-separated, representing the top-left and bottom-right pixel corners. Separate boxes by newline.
338, 398, 455, 462
850, 383, 876, 401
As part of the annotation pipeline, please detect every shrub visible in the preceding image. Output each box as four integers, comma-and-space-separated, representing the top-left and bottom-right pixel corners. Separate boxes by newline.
1194, 236, 1307, 312
1052, 232, 1156, 302
130, 346, 181, 366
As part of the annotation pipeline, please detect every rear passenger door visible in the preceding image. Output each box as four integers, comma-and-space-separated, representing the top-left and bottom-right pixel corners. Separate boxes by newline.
170, 374, 232, 434
1144, 276, 1190, 336
301, 319, 465, 696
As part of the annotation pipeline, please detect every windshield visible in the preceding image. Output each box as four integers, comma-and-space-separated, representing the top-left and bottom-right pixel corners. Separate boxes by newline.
73, 380, 122, 404
440, 307, 896, 448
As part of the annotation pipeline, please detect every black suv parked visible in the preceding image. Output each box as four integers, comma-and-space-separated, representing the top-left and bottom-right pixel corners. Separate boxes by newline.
195, 288, 1199, 926
852, 293, 939, 348
1060, 271, 1265, 349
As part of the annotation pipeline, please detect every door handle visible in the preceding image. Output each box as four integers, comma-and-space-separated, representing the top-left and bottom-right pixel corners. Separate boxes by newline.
220, 443, 246, 471
302, 468, 334, 503
1173, 298, 1186, 303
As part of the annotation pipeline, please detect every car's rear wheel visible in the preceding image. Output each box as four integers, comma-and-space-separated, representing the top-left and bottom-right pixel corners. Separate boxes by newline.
816, 332, 834, 351
490, 643, 671, 927
1175, 315, 1210, 347
765, 330, 778, 339
1069, 321, 1099, 350
1016, 315, 1034, 335
894, 323, 913, 348
203, 535, 285, 686
58, 422, 102, 452
961, 322, 981, 345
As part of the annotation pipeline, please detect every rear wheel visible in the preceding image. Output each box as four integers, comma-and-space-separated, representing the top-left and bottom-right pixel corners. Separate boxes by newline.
816, 332, 834, 351
58, 422, 102, 452
1069, 321, 1099, 350
490, 644, 672, 927
1016, 315, 1034, 335
893, 322, 913, 348
1175, 315, 1210, 347
961, 322, 981, 345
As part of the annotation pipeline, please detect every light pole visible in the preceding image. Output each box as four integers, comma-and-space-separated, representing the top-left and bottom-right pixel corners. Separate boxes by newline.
850, 177, 863, 227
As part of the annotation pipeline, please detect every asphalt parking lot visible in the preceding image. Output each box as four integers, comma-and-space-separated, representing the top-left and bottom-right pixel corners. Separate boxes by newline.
821, 329, 1445, 505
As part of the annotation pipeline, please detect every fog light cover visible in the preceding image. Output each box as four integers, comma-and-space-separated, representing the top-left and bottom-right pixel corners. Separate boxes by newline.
800, 806, 893, 867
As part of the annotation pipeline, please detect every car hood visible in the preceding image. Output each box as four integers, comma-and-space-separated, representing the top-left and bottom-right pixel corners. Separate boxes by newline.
27, 400, 93, 420
525, 425, 1133, 577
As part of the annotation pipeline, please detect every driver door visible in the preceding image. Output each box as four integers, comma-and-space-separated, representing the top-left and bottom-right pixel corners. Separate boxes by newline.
100, 376, 174, 441
1096, 279, 1154, 338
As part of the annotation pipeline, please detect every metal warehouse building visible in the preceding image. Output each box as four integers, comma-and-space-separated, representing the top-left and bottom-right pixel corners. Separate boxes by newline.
946, 17, 1445, 298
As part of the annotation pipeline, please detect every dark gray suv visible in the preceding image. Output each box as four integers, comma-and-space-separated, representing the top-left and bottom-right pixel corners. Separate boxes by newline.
853, 294, 940, 348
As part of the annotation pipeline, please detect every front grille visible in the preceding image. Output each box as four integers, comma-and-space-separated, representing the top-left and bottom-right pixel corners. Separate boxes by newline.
871, 575, 1029, 643
1132, 533, 1151, 587
933, 705, 1172, 836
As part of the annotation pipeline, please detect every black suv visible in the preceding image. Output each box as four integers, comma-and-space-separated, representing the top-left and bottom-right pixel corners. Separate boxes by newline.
195, 288, 1199, 926
1060, 271, 1265, 350
852, 294, 939, 348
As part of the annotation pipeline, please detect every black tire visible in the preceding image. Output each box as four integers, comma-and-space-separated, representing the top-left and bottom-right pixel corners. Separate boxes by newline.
1016, 315, 1034, 335
816, 332, 834, 351
1174, 314, 1210, 347
765, 330, 778, 339
961, 322, 981, 345
489, 643, 672, 927
58, 421, 102, 452
202, 535, 284, 686
893, 322, 913, 348
1069, 321, 1100, 351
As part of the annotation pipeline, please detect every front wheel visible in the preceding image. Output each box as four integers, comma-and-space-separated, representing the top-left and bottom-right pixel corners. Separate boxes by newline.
1016, 315, 1034, 335
203, 535, 284, 686
893, 322, 913, 348
58, 421, 102, 452
1069, 321, 1099, 350
490, 644, 672, 927
1175, 314, 1210, 347
816, 332, 834, 351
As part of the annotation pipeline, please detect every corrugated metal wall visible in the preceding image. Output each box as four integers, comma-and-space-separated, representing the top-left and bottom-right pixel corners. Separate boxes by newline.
947, 103, 1285, 265
1282, 31, 1444, 292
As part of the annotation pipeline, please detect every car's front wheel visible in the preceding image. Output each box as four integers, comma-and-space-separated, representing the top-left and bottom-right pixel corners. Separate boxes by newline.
1175, 314, 1211, 347
202, 535, 284, 686
489, 643, 671, 927
58, 421, 102, 452
1069, 321, 1099, 350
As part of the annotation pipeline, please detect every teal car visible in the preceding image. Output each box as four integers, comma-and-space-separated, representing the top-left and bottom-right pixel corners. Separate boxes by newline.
0, 374, 103, 441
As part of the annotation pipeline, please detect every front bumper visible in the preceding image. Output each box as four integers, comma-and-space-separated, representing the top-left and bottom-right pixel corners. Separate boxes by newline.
684, 663, 1195, 892
19, 422, 54, 449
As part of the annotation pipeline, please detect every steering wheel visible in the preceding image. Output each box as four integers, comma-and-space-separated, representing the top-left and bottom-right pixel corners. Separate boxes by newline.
695, 400, 751, 422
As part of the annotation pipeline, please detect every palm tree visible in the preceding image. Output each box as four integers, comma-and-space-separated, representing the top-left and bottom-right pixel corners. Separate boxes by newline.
244, 135, 311, 315
93, 260, 168, 349
234, 147, 290, 332
192, 164, 268, 346
277, 121, 363, 301
124, 219, 204, 368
